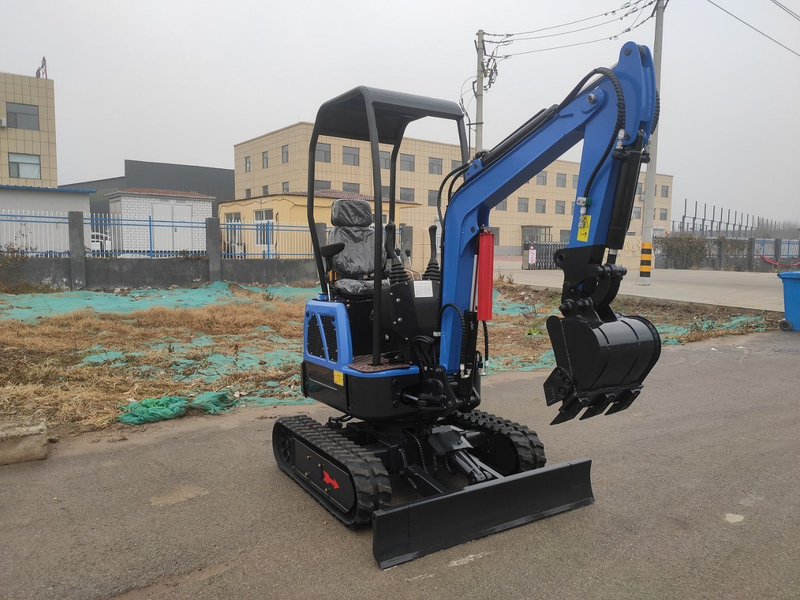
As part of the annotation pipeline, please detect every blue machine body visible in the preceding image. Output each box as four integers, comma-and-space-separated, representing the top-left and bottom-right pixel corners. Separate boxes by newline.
303, 298, 420, 379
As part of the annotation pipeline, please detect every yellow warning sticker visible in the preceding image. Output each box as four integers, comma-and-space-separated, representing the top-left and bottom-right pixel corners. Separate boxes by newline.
333, 370, 344, 386
577, 214, 591, 242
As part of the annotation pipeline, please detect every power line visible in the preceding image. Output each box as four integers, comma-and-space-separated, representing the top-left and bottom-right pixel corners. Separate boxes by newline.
499, 10, 657, 58
768, 0, 800, 21
486, 8, 649, 44
704, 0, 800, 58
484, 0, 647, 38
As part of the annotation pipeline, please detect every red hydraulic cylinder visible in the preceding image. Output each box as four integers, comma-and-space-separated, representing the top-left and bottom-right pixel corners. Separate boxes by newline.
476, 229, 494, 321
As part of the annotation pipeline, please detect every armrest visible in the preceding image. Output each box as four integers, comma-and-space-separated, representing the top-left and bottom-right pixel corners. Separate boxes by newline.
319, 242, 345, 259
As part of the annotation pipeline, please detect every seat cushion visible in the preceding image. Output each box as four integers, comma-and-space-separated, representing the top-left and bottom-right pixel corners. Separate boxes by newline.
330, 278, 388, 298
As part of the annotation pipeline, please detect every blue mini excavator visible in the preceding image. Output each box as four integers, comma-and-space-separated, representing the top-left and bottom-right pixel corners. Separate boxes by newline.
272, 42, 662, 568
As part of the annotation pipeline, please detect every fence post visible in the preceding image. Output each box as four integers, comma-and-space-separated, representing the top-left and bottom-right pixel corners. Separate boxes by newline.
206, 217, 221, 282
718, 238, 727, 270
148, 215, 154, 258
68, 211, 86, 290
747, 237, 755, 272
775, 238, 782, 267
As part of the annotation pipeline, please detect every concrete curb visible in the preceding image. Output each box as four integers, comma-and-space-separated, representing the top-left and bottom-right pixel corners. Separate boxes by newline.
0, 421, 49, 466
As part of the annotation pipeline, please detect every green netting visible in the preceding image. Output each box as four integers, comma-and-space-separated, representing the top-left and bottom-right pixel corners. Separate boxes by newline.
118, 391, 238, 424
0, 281, 317, 322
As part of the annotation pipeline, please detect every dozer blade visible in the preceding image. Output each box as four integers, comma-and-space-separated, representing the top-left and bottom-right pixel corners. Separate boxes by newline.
372, 459, 593, 569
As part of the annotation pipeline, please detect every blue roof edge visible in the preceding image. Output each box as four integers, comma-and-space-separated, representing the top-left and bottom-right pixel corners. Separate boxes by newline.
0, 184, 96, 194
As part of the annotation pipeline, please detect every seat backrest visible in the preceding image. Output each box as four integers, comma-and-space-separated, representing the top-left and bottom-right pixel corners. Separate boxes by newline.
328, 198, 384, 278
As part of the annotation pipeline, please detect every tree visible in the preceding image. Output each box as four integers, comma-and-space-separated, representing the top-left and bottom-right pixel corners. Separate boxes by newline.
654, 233, 708, 269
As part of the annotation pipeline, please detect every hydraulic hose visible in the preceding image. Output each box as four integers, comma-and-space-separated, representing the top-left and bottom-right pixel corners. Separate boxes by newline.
436, 302, 468, 371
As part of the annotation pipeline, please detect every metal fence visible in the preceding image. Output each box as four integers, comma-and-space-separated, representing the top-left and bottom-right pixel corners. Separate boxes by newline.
86, 214, 206, 258
521, 242, 566, 270
0, 211, 71, 256
754, 238, 800, 259
220, 221, 327, 259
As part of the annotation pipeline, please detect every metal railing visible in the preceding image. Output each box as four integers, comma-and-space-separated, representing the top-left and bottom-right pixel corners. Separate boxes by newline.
220, 221, 327, 259
86, 214, 206, 258
0, 211, 71, 256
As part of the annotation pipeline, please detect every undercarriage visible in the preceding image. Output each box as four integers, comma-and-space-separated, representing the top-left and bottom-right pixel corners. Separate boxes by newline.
273, 410, 593, 567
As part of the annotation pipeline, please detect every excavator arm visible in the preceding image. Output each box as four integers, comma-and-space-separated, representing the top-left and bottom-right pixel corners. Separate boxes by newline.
440, 41, 661, 423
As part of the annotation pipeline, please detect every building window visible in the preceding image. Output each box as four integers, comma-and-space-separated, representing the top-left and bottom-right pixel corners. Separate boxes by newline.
315, 142, 331, 163
343, 182, 360, 193
556, 173, 567, 188
535, 199, 546, 214
488, 226, 500, 246
555, 200, 566, 215
560, 230, 571, 243
429, 157, 443, 175
399, 187, 414, 202
571, 202, 575, 215
314, 180, 331, 191
636, 182, 643, 195
282, 181, 289, 193
380, 151, 391, 170
8, 153, 41, 179
381, 185, 390, 200
497, 198, 507, 211
245, 156, 251, 173
254, 209, 273, 246
400, 153, 415, 172
660, 208, 668, 220
262, 185, 269, 196
225, 212, 241, 223
282, 145, 289, 163
661, 185, 669, 198
572, 174, 579, 189
632, 206, 642, 219
451, 159, 462, 170
262, 151, 269, 169
517, 197, 529, 213
7, 102, 39, 131
428, 190, 438, 207
343, 146, 359, 166
254, 209, 273, 222
245, 188, 251, 199
536, 172, 547, 185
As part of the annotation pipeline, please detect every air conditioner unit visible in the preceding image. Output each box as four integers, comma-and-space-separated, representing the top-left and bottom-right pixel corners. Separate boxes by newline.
0, 117, 7, 128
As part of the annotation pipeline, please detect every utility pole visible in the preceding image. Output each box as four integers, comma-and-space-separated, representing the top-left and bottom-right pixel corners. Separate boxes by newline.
638, 0, 665, 284
475, 29, 486, 152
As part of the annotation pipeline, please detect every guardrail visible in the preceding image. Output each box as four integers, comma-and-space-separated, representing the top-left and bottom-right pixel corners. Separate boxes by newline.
0, 211, 71, 256
86, 214, 206, 258
220, 221, 328, 259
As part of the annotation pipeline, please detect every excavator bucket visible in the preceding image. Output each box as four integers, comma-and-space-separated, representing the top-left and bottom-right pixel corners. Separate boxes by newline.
544, 314, 661, 424
372, 459, 593, 569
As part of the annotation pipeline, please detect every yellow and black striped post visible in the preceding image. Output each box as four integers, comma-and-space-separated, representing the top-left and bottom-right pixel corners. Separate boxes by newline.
639, 243, 652, 278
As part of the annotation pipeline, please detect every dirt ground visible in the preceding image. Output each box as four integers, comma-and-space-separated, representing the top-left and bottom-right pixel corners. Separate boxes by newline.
0, 281, 779, 436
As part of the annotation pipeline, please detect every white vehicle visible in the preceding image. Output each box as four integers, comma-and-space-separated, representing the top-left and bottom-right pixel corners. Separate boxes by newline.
90, 232, 112, 253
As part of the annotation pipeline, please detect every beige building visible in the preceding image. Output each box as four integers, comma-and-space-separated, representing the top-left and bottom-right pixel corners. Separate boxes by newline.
234, 122, 672, 269
0, 71, 57, 188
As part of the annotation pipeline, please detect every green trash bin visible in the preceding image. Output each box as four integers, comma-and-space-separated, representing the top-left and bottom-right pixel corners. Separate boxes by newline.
777, 271, 800, 331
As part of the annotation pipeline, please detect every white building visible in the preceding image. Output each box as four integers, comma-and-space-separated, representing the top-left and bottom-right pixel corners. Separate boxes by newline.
106, 188, 212, 254
0, 185, 92, 254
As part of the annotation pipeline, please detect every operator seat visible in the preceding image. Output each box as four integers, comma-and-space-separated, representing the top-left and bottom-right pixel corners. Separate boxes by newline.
327, 198, 386, 298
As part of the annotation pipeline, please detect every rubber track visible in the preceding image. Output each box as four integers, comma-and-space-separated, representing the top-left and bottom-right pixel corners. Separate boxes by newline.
447, 409, 546, 472
273, 415, 390, 527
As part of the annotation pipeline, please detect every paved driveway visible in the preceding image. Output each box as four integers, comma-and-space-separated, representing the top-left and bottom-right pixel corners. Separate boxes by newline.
497, 264, 785, 312
1, 332, 799, 599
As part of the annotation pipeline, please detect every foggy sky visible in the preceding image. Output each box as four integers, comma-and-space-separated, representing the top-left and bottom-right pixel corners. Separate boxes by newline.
2, 0, 799, 222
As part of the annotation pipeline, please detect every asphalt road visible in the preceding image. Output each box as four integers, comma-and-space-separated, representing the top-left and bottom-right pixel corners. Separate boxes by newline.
2, 332, 799, 600
496, 265, 785, 312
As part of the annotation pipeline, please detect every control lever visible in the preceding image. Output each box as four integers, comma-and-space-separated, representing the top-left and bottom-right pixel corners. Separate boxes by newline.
423, 224, 441, 281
